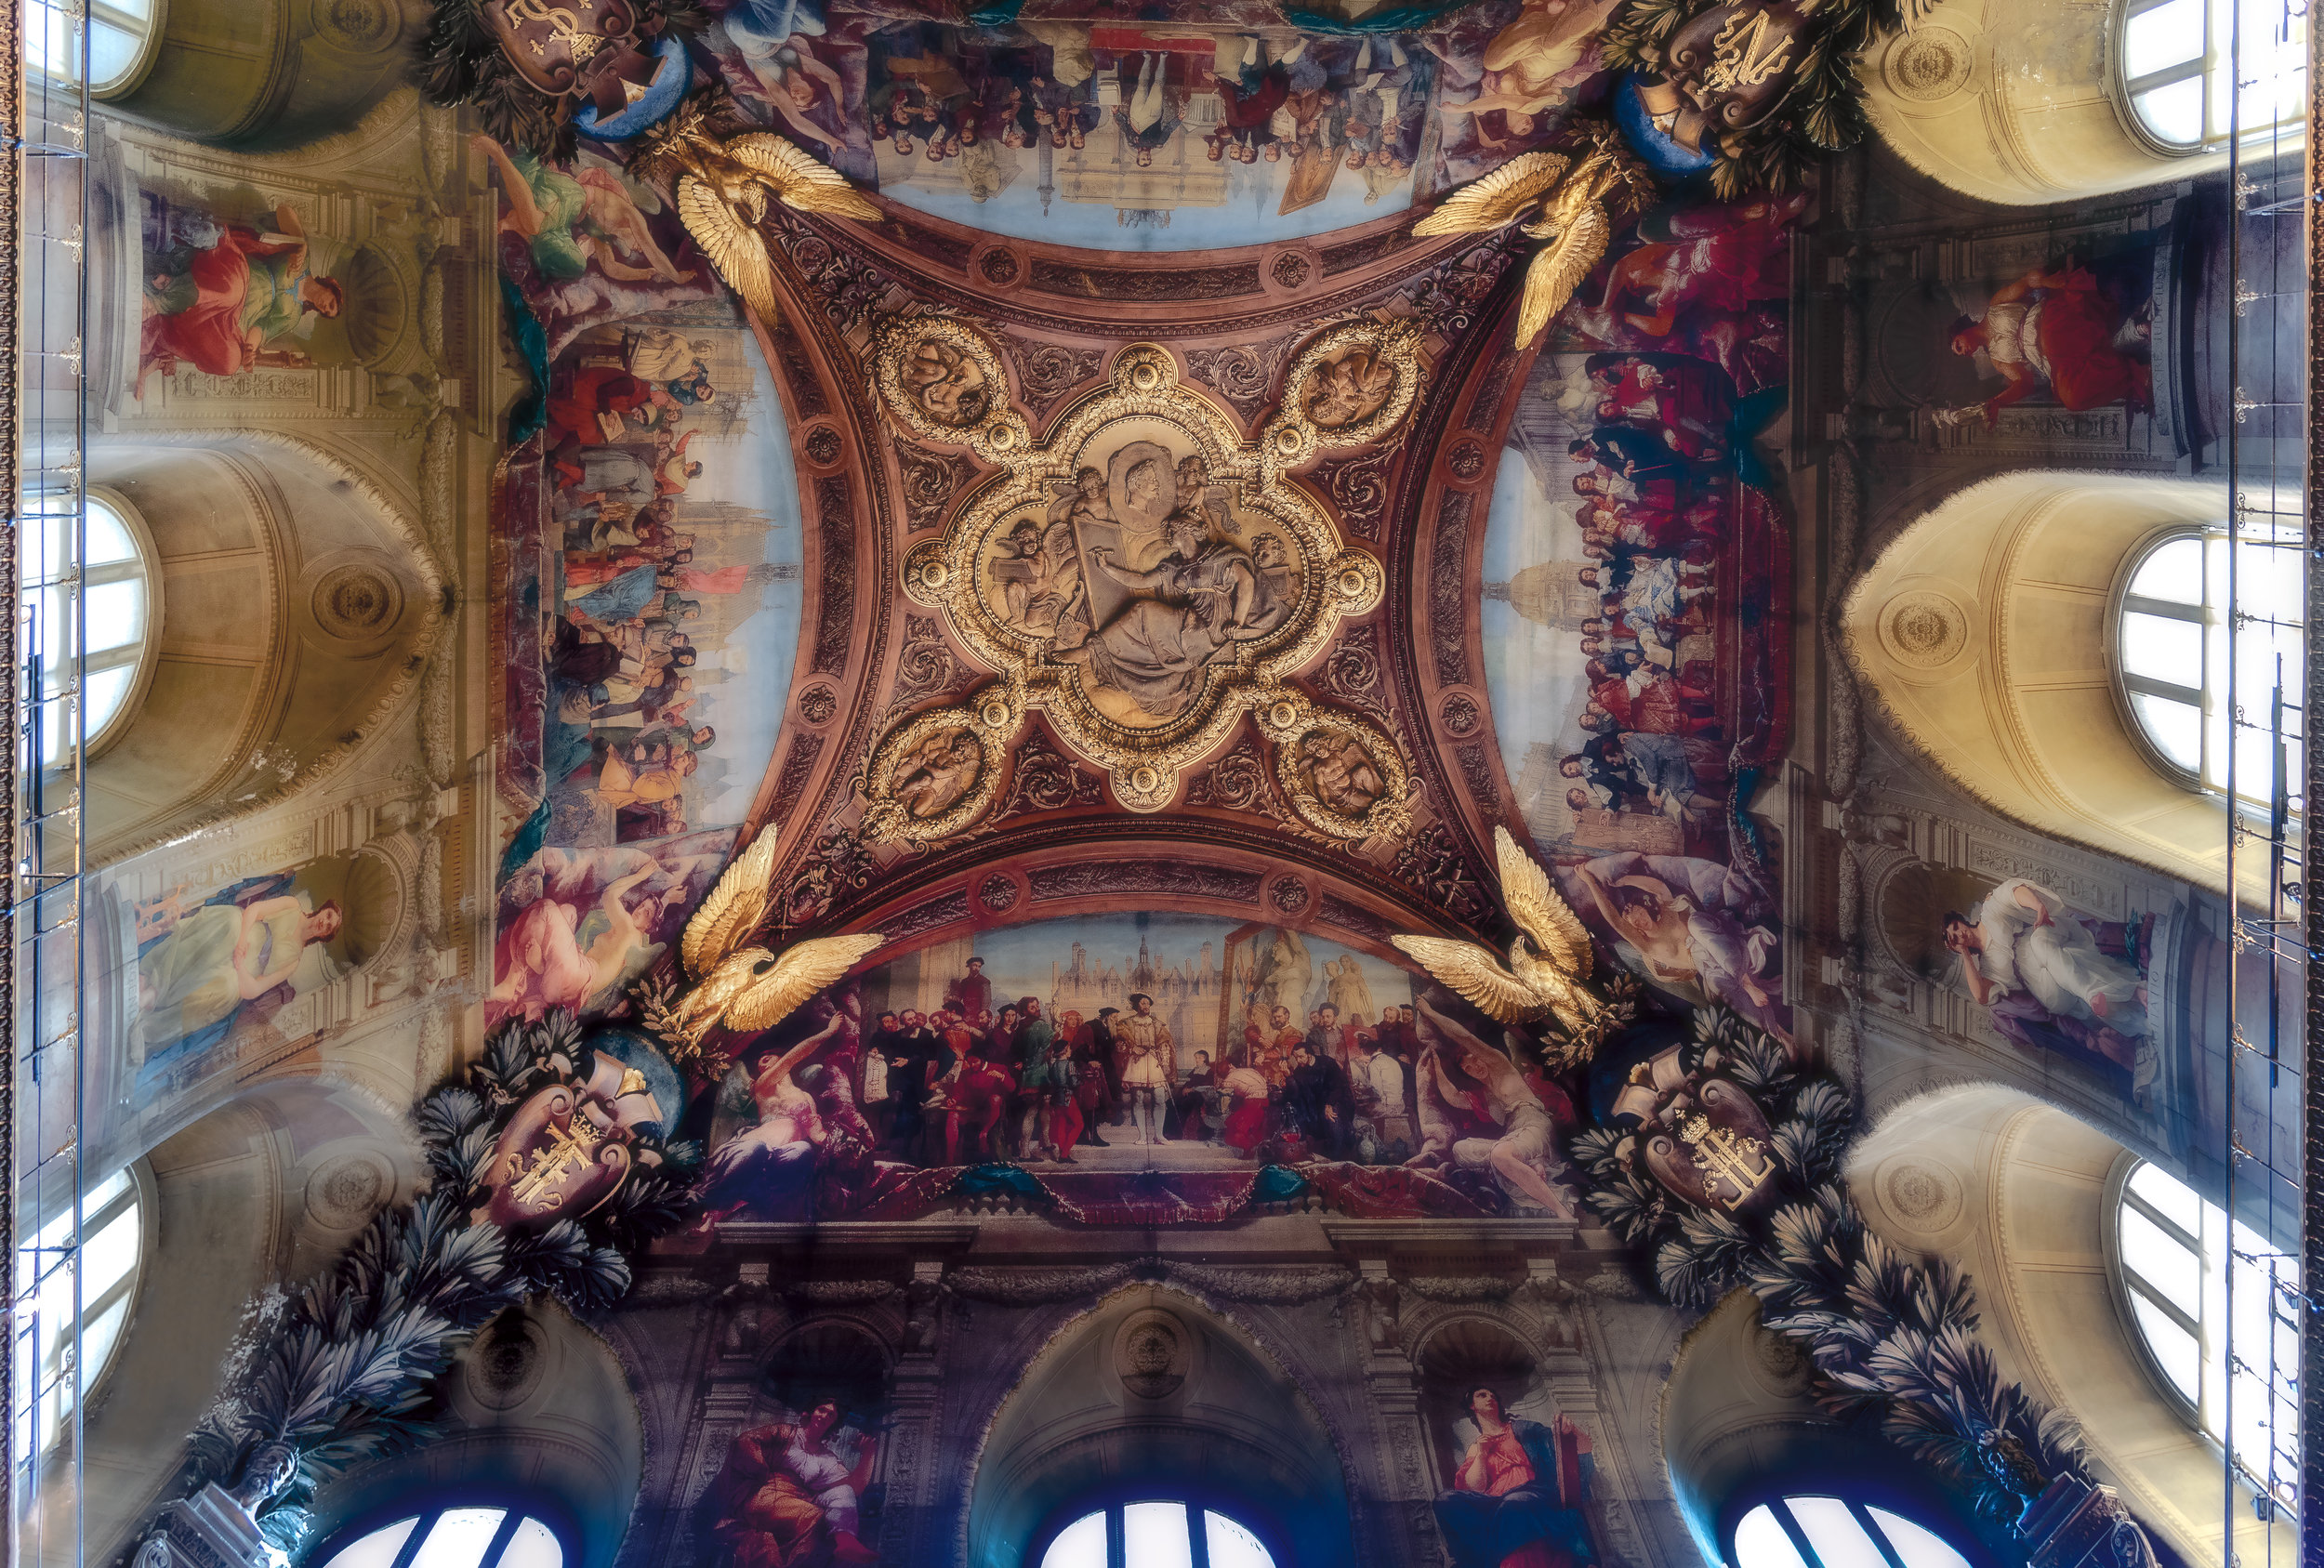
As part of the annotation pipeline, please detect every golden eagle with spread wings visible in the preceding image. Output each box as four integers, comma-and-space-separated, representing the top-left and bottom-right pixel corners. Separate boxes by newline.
632, 100, 879, 324
1411, 123, 1657, 349
1393, 825, 1605, 1041
661, 824, 884, 1050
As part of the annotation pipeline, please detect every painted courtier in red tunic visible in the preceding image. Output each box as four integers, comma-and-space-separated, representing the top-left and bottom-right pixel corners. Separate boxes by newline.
1949, 264, 2153, 421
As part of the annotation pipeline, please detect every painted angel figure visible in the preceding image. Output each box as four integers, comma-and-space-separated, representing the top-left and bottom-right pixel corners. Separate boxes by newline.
1406, 998, 1576, 1218
1565, 851, 1792, 1044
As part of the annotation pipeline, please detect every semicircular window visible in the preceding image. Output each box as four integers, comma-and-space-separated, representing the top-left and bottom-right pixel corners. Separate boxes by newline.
24, 0, 159, 95
2115, 1160, 2301, 1508
2116, 529, 2304, 812
20, 493, 155, 769
1039, 1500, 1276, 1568
2117, 0, 2307, 149
315, 1509, 565, 1568
14, 1166, 141, 1459
1732, 1495, 1973, 1568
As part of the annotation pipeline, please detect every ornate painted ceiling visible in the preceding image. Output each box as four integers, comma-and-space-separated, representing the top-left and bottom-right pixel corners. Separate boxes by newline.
38, 3, 2311, 1568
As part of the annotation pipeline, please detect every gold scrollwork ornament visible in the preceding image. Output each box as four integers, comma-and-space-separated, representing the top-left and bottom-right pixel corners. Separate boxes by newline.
859, 694, 1016, 844
866, 320, 1415, 829
1262, 318, 1426, 466
1255, 692, 1413, 841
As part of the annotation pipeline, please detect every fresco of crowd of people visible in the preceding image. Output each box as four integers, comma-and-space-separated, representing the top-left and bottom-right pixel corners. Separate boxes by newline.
541, 326, 740, 843
856, 986, 1433, 1167
1553, 352, 1741, 858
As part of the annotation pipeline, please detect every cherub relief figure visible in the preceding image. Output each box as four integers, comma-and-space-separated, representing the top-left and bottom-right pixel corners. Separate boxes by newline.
902, 336, 989, 425
892, 727, 983, 820
1303, 345, 1398, 428
1296, 730, 1388, 818
988, 515, 1086, 639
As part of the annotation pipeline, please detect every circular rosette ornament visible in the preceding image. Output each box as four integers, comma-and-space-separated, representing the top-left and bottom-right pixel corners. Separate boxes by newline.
1109, 757, 1182, 814
860, 693, 1016, 843
871, 315, 1028, 463
1261, 319, 1425, 472
901, 537, 956, 607
1257, 692, 1412, 840
1325, 549, 1386, 615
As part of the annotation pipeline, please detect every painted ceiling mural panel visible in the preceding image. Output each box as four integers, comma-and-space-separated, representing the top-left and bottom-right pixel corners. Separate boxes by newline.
45, 3, 2308, 1568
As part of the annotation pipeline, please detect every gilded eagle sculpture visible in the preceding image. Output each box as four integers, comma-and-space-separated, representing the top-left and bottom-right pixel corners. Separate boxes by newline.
632, 102, 880, 323
640, 824, 884, 1073
1393, 826, 1608, 1052
1412, 123, 1656, 349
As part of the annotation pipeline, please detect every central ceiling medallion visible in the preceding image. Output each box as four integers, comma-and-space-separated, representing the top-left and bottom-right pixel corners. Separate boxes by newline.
862, 316, 1421, 840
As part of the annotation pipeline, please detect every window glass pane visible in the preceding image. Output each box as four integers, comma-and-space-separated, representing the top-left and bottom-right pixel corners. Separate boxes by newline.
1039, 1511, 1108, 1568
2119, 611, 2203, 683
2124, 0, 2206, 75
2232, 541, 2304, 622
1867, 1509, 1974, 1568
1732, 1504, 1810, 1568
1122, 1502, 1193, 1568
2134, 77, 2205, 142
1205, 1512, 1274, 1568
86, 1168, 136, 1212
84, 579, 144, 654
85, 502, 135, 564
2129, 1163, 2204, 1232
413, 1509, 508, 1568
1786, 1496, 1889, 1568
2129, 536, 2204, 602
321, 1518, 420, 1568
88, 20, 140, 87
77, 1297, 132, 1399
2128, 694, 2201, 771
2128, 1296, 2199, 1399
2119, 1206, 2201, 1315
495, 1519, 561, 1568
85, 665, 135, 743
81, 1203, 139, 1294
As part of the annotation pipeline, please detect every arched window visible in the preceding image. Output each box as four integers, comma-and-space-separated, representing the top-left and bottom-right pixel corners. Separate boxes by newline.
314, 1508, 568, 1568
1038, 1501, 1277, 1568
2114, 528, 2304, 813
13, 1166, 143, 1459
2116, 0, 2307, 150
24, 0, 161, 95
20, 492, 157, 770
2113, 1160, 2301, 1507
1731, 1495, 1974, 1568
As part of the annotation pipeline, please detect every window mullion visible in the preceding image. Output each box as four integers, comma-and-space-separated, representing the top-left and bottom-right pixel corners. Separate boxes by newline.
2123, 1188, 2202, 1250
388, 1513, 435, 1568
1770, 1502, 1827, 1568
1848, 1502, 1909, 1568
479, 1510, 522, 1568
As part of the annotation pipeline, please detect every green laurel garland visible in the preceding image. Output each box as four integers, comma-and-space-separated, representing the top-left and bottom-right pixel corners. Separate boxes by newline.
176, 1013, 696, 1552
1565, 1007, 2155, 1560
1599, 0, 1913, 198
